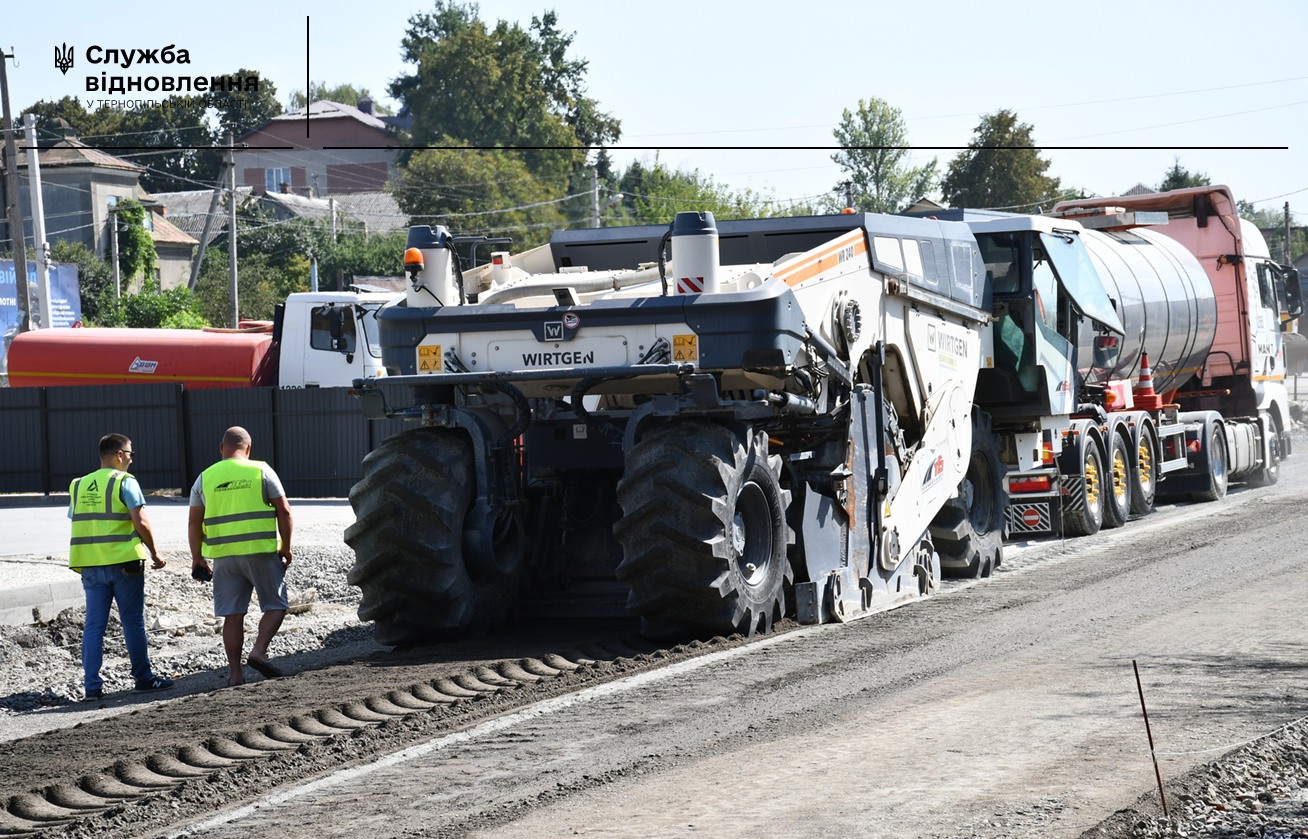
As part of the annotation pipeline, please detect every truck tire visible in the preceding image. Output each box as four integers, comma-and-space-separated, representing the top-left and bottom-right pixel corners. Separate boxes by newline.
931, 410, 1006, 579
1130, 425, 1159, 516
1062, 439, 1105, 537
1191, 423, 1229, 502
1101, 430, 1132, 530
1245, 416, 1281, 488
615, 421, 791, 640
345, 428, 517, 646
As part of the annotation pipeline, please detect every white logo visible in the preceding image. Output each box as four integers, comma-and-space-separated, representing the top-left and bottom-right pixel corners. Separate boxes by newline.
128, 356, 159, 374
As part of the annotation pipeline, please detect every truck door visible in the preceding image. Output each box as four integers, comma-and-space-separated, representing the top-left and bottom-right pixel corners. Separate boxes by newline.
305, 303, 359, 387
976, 231, 1084, 417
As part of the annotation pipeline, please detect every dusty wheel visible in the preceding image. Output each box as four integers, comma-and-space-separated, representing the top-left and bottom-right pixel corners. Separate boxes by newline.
1063, 440, 1105, 537
1191, 423, 1229, 502
1101, 431, 1132, 530
1130, 426, 1158, 516
615, 421, 792, 639
345, 428, 518, 645
931, 410, 1006, 579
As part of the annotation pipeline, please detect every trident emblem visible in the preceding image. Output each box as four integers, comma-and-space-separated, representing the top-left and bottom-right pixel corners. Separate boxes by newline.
55, 43, 74, 75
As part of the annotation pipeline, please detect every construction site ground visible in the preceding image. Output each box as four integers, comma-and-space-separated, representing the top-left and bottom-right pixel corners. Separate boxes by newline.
1, 447, 1307, 837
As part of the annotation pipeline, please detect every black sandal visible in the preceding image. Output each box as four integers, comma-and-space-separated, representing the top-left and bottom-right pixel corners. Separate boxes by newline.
246, 657, 282, 678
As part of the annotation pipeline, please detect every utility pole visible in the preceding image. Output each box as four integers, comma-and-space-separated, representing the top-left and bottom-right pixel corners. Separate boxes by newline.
227, 131, 238, 326
329, 196, 336, 242
189, 139, 228, 289
1285, 202, 1293, 265
0, 49, 30, 334
109, 205, 121, 298
24, 114, 51, 330
590, 167, 600, 228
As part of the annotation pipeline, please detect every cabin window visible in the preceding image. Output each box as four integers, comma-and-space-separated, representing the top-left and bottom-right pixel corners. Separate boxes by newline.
873, 236, 903, 274
309, 305, 357, 354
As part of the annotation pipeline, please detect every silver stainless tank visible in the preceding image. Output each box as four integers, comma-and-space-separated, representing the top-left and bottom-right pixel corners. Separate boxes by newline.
1076, 226, 1216, 395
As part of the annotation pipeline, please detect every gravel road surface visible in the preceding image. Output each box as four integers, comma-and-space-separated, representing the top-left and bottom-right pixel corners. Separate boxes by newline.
1, 454, 1306, 838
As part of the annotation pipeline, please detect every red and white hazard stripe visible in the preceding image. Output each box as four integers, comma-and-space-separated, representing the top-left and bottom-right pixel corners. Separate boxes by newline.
677, 276, 704, 294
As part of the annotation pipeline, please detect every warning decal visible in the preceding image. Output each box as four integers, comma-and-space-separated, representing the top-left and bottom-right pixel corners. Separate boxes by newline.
417, 345, 442, 372
673, 334, 698, 362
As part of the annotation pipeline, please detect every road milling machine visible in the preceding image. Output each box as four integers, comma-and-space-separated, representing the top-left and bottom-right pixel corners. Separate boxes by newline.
345, 212, 1001, 644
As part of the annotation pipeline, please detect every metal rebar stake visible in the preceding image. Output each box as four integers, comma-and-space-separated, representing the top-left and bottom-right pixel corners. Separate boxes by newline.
1133, 659, 1169, 818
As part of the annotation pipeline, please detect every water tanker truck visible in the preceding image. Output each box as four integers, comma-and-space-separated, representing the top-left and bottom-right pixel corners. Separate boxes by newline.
952, 185, 1300, 545
5, 290, 394, 389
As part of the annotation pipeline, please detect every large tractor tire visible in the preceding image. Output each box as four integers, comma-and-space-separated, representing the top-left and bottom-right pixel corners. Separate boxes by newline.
345, 428, 518, 646
931, 410, 1006, 579
615, 421, 792, 640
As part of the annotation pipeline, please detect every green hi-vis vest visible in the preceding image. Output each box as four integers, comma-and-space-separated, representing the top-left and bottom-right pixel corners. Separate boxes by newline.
200, 458, 278, 559
69, 468, 149, 568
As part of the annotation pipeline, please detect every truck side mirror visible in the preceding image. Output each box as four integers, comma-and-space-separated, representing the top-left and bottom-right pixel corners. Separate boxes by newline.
1092, 334, 1120, 369
329, 307, 344, 348
1284, 267, 1303, 319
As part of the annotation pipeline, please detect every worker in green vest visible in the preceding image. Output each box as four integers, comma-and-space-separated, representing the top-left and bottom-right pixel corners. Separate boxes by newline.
69, 433, 174, 701
189, 426, 293, 687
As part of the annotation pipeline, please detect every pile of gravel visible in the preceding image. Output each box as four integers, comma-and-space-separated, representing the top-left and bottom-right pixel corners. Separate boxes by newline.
1084, 718, 1308, 838
0, 544, 369, 713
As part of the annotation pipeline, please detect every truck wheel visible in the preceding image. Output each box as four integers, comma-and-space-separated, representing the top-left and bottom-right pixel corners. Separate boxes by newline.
1101, 431, 1132, 530
1245, 416, 1281, 488
615, 421, 792, 640
931, 410, 1006, 579
345, 428, 517, 646
1062, 441, 1105, 537
1191, 423, 1229, 502
1130, 426, 1158, 516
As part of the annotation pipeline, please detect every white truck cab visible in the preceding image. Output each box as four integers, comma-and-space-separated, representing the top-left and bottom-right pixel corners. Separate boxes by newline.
276, 291, 396, 388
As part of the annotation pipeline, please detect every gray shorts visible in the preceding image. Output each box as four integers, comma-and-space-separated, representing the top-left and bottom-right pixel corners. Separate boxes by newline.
212, 554, 289, 616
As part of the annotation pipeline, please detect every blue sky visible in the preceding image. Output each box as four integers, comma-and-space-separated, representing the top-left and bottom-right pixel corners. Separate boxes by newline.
9, 0, 1306, 220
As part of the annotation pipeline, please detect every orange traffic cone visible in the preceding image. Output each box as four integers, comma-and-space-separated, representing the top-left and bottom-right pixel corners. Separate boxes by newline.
1134, 351, 1163, 411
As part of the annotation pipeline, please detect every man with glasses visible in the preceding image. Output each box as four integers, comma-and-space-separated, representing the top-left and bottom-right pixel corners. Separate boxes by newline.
68, 433, 174, 701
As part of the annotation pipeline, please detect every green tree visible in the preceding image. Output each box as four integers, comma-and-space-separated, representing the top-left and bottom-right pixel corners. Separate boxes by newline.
22, 96, 123, 141
1158, 158, 1210, 192
112, 199, 157, 288
23, 71, 281, 193
48, 240, 115, 324
616, 158, 807, 225
829, 98, 938, 214
320, 230, 409, 282
392, 143, 567, 248
115, 97, 213, 192
289, 82, 393, 114
390, 2, 618, 189
96, 279, 208, 328
941, 110, 1063, 211
192, 252, 293, 326
1238, 201, 1307, 263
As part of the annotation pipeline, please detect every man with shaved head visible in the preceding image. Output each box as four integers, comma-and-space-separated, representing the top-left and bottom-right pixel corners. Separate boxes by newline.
189, 426, 293, 686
